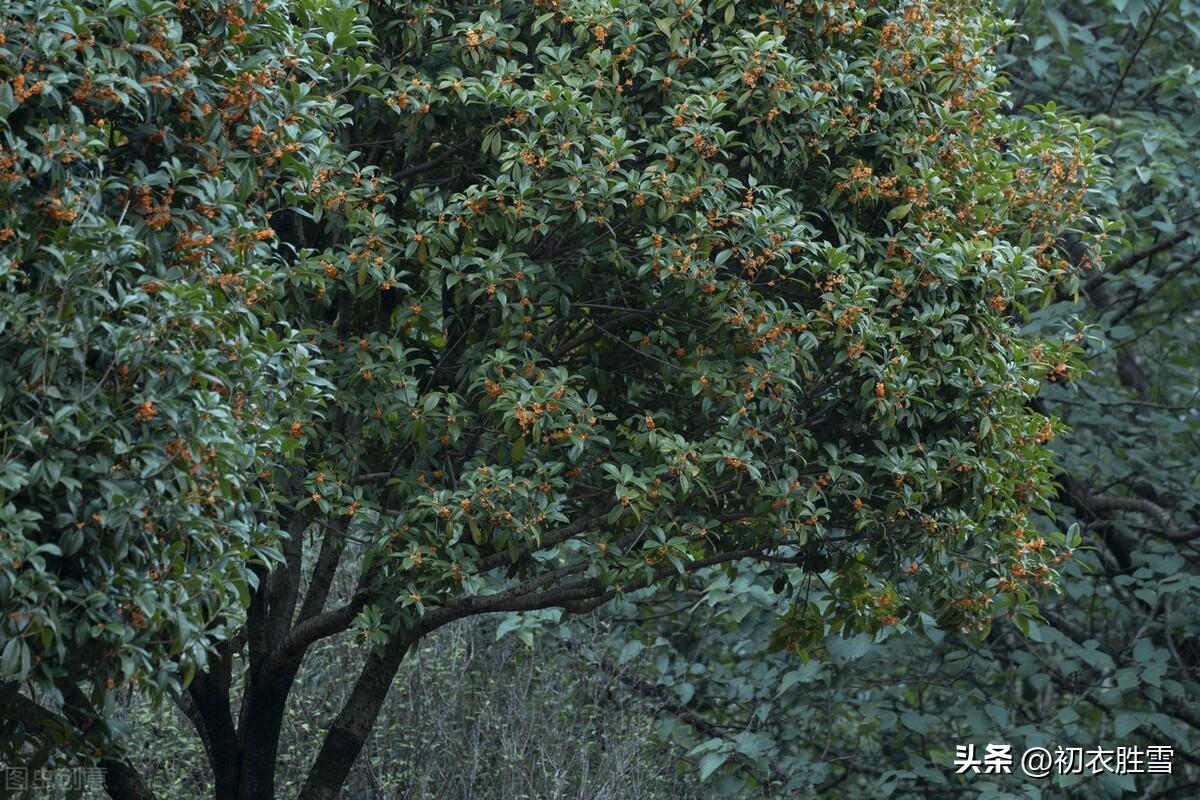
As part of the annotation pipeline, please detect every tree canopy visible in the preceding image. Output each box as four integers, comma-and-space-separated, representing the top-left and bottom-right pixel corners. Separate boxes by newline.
0, 0, 1140, 798
511, 2, 1200, 797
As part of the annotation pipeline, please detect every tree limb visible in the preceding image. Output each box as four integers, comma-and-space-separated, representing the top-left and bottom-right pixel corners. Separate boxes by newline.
1086, 228, 1192, 292
270, 595, 368, 672
1065, 477, 1200, 543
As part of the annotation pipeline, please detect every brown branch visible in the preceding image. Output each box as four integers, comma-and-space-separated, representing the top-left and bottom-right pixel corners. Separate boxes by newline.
297, 608, 464, 800
550, 308, 658, 359
185, 645, 240, 798
1105, 0, 1166, 114
264, 504, 310, 652
460, 582, 604, 614
476, 505, 619, 573
296, 517, 349, 623
0, 682, 67, 729
56, 682, 158, 800
1086, 228, 1192, 292
270, 595, 368, 671
392, 138, 477, 182
557, 545, 777, 616
1065, 478, 1200, 543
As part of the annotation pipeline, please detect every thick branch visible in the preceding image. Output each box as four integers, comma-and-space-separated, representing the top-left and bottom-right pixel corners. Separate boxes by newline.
264, 504, 310, 653
56, 682, 159, 800
0, 682, 68, 730
270, 595, 367, 671
474, 541, 772, 620
186, 645, 240, 800
1086, 229, 1192, 292
294, 518, 779, 799
475, 505, 618, 573
297, 608, 463, 800
1066, 478, 1200, 543
296, 517, 349, 623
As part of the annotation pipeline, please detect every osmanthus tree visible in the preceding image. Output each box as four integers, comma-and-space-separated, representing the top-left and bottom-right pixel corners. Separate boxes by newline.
573, 2, 1200, 798
0, 0, 356, 795
0, 0, 1103, 798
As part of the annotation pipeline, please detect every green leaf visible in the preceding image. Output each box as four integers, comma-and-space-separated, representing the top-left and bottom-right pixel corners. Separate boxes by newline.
1114, 712, 1140, 738
698, 751, 728, 781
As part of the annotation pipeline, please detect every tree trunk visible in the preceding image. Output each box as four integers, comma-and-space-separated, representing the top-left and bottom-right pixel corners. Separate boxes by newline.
236, 671, 299, 800
296, 639, 411, 800
188, 675, 241, 800
101, 757, 159, 800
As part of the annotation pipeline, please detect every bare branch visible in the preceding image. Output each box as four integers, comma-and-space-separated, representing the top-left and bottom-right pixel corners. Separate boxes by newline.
1066, 478, 1200, 543
475, 505, 619, 573
1086, 228, 1193, 292
270, 596, 367, 671
297, 517, 350, 624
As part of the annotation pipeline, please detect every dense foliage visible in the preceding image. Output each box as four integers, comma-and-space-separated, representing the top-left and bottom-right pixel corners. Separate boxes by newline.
518, 1, 1198, 798
0, 0, 1141, 798
0, 0, 347, 783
